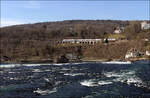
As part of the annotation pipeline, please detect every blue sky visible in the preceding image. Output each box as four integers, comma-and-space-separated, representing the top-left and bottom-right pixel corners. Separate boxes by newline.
1, 1, 149, 27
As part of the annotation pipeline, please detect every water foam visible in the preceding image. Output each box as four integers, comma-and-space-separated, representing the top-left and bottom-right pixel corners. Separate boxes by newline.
64, 73, 84, 76
80, 79, 98, 87
34, 88, 57, 95
103, 70, 144, 87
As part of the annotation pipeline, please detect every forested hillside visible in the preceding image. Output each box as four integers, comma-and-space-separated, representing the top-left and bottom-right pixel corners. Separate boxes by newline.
0, 20, 130, 39
0, 20, 150, 62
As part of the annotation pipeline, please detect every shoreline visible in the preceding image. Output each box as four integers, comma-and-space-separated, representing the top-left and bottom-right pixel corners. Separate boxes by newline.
1, 57, 150, 65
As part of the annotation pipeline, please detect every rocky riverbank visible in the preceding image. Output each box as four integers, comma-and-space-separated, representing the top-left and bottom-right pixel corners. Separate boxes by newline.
1, 39, 150, 64
1, 56, 150, 64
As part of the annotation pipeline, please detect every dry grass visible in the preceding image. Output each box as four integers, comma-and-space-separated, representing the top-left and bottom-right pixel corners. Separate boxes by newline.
83, 40, 147, 60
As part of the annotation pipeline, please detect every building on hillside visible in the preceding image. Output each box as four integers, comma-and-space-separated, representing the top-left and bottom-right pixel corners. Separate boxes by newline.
113, 26, 124, 34
146, 51, 150, 56
125, 48, 144, 59
103, 38, 116, 42
141, 21, 150, 30
61, 39, 102, 45
144, 38, 150, 42
60, 38, 117, 45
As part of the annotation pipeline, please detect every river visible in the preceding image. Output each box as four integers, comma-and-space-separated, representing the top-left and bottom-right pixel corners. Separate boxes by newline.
0, 60, 150, 98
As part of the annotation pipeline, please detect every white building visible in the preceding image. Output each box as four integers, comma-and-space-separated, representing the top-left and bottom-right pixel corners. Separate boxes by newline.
146, 51, 150, 56
61, 38, 117, 45
141, 21, 150, 30
125, 52, 137, 59
62, 39, 102, 44
113, 26, 124, 34
125, 48, 142, 59
113, 29, 122, 34
103, 38, 116, 42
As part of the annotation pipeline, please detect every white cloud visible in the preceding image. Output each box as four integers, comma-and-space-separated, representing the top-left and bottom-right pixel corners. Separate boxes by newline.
0, 19, 25, 27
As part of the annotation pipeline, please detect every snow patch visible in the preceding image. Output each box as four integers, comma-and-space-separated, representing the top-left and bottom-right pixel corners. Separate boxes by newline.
23, 64, 51, 67
53, 62, 88, 66
0, 63, 52, 68
0, 64, 20, 68
101, 61, 131, 64
53, 63, 70, 66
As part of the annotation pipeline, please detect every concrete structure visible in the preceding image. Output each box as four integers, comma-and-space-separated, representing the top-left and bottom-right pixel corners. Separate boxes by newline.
61, 39, 102, 45
141, 21, 150, 30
